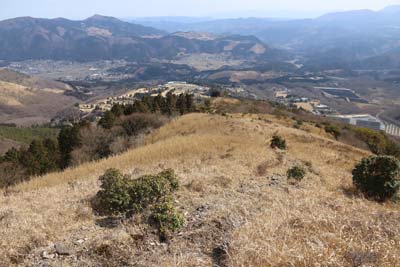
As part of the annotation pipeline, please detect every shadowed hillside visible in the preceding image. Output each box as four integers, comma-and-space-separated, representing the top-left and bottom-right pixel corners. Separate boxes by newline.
1, 113, 399, 266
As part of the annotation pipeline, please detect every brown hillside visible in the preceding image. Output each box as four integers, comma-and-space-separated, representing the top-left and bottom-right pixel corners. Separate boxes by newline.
0, 68, 70, 91
0, 137, 21, 155
0, 69, 76, 125
1, 113, 399, 267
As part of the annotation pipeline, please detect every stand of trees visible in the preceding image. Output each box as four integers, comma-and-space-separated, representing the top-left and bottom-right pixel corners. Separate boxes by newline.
99, 92, 195, 129
0, 93, 196, 188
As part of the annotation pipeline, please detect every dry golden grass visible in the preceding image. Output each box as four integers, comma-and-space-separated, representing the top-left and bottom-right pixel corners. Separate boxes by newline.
1, 113, 399, 267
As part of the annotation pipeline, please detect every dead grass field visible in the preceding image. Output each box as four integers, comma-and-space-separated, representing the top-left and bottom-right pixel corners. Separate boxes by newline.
1, 113, 399, 267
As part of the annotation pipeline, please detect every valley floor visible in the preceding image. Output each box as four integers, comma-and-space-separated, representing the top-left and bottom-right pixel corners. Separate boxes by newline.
1, 113, 399, 266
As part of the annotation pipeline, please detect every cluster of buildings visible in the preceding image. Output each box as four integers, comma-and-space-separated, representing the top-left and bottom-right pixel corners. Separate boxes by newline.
274, 90, 335, 115
78, 82, 212, 116
331, 114, 385, 131
274, 89, 400, 137
331, 114, 400, 137
78, 81, 253, 118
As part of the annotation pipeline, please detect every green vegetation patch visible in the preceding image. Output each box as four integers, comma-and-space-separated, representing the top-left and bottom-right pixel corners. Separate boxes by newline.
0, 126, 59, 144
352, 155, 400, 202
352, 127, 400, 157
287, 165, 306, 182
93, 168, 183, 240
271, 135, 287, 150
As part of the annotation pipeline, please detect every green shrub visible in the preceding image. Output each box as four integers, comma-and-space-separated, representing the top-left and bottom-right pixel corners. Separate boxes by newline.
324, 124, 341, 140
94, 169, 180, 215
352, 128, 400, 157
94, 168, 183, 239
128, 169, 179, 213
95, 169, 132, 215
293, 119, 303, 129
352, 155, 400, 201
151, 198, 184, 240
272, 108, 287, 119
271, 135, 287, 150
287, 165, 306, 181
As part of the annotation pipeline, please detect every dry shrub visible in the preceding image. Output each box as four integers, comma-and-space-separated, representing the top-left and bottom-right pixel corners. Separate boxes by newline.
345, 249, 380, 267
70, 125, 114, 166
0, 209, 14, 227
256, 156, 283, 176
109, 136, 130, 155
185, 179, 206, 193
256, 162, 269, 176
74, 203, 94, 221
213, 176, 232, 187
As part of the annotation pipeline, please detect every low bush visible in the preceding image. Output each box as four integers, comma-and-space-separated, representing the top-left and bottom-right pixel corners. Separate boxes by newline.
94, 169, 132, 215
151, 198, 184, 240
128, 169, 179, 213
293, 119, 303, 129
93, 168, 183, 239
94, 169, 179, 215
287, 165, 306, 181
271, 135, 287, 150
352, 127, 400, 157
324, 124, 341, 140
352, 155, 400, 201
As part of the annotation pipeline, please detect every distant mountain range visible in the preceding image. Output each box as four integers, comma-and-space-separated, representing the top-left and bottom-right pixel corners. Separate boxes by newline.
0, 15, 274, 62
133, 6, 400, 70
3, 6, 400, 70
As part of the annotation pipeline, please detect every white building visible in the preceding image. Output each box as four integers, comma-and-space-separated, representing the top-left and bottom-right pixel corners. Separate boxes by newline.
332, 114, 385, 131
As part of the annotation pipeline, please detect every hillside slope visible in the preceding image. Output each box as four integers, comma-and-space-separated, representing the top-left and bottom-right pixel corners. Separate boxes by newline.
1, 113, 399, 266
0, 68, 76, 125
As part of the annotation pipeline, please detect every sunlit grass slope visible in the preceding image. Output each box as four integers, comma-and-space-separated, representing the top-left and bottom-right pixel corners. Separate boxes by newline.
1, 113, 399, 267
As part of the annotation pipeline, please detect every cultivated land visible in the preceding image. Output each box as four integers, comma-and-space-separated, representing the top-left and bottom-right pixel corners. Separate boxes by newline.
1, 113, 399, 266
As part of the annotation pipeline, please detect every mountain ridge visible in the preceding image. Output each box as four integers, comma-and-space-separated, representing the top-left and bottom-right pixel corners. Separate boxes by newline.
0, 15, 273, 62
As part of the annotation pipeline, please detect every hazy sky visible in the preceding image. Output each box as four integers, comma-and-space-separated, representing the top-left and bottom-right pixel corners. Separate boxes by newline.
2, 0, 400, 20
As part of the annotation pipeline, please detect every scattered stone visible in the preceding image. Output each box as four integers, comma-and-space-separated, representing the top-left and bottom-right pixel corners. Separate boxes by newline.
39, 260, 50, 267
95, 217, 121, 228
54, 243, 72, 255
40, 251, 55, 259
73, 239, 85, 245
212, 241, 230, 267
268, 175, 285, 186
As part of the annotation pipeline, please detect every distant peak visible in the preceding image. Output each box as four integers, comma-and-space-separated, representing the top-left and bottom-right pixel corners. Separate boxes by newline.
380, 5, 400, 14
86, 14, 117, 21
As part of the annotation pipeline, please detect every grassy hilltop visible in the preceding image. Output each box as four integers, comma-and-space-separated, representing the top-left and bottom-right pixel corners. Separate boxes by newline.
1, 111, 400, 266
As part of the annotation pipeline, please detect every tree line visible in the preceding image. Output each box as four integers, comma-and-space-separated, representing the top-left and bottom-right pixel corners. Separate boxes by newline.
0, 93, 196, 188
